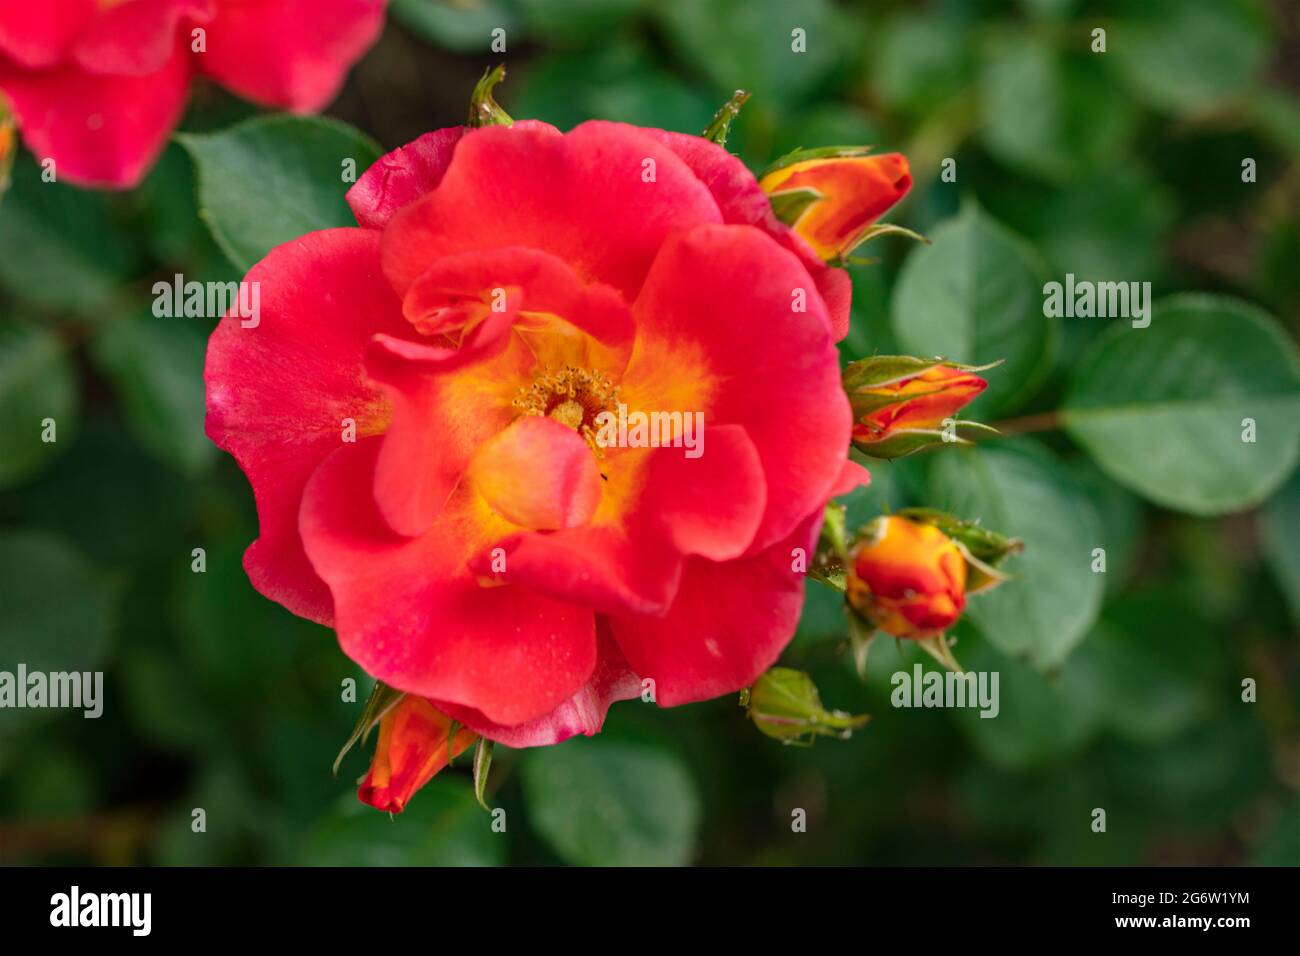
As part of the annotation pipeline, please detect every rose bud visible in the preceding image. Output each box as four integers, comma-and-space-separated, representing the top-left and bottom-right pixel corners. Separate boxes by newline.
358, 695, 478, 813
741, 667, 867, 744
843, 356, 993, 459
846, 515, 967, 639
758, 147, 912, 261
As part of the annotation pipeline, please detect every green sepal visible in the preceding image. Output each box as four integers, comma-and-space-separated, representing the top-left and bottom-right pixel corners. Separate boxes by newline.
741, 667, 869, 745
767, 187, 823, 227
843, 355, 1002, 393
445, 719, 463, 767
847, 613, 877, 680
472, 738, 495, 811
332, 680, 405, 777
835, 222, 930, 263
851, 420, 999, 459
807, 502, 848, 592
701, 89, 749, 147
468, 64, 513, 128
759, 144, 875, 180
915, 635, 964, 673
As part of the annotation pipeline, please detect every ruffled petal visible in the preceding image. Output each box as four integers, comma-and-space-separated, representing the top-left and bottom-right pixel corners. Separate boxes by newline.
610, 510, 822, 707
624, 223, 850, 554
468, 416, 603, 531
0, 0, 96, 69
644, 423, 766, 562
346, 121, 559, 230
299, 438, 599, 726
381, 121, 723, 303
204, 228, 407, 624
647, 130, 853, 340
0, 40, 190, 188
436, 623, 641, 748
197, 0, 385, 112
73, 0, 214, 76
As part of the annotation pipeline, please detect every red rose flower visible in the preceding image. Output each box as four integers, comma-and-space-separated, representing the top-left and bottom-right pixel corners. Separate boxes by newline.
206, 120, 864, 757
0, 0, 386, 188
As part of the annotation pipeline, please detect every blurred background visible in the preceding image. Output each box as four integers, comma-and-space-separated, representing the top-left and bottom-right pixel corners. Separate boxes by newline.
0, 0, 1297, 866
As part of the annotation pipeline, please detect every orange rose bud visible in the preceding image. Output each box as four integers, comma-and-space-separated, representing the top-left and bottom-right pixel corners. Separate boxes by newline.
358, 696, 478, 813
759, 148, 912, 261
846, 515, 967, 639
843, 356, 992, 459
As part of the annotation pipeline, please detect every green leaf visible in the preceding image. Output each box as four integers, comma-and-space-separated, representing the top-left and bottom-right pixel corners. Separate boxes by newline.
980, 34, 1137, 182
514, 43, 715, 134
874, 13, 974, 115
951, 634, 1100, 769
929, 441, 1103, 669
302, 784, 504, 866
1251, 797, 1300, 866
1034, 167, 1175, 286
1071, 459, 1145, 597
515, 0, 644, 45
1068, 592, 1219, 745
88, 310, 214, 475
522, 738, 701, 866
0, 158, 138, 314
178, 115, 383, 273
0, 322, 77, 488
891, 205, 1055, 417
1062, 295, 1300, 515
1108, 0, 1269, 114
655, 0, 842, 106
0, 532, 117, 732
1259, 471, 1300, 625
390, 0, 520, 52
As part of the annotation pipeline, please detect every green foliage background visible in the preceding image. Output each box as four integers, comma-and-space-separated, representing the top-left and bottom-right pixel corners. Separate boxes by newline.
1, 0, 1297, 866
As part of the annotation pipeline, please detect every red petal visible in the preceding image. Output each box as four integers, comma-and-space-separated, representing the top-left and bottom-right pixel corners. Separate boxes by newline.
204, 228, 407, 624
346, 122, 561, 230
831, 458, 871, 496
380, 121, 723, 303
472, 520, 681, 618
0, 0, 96, 69
73, 0, 213, 76
468, 416, 603, 531
347, 126, 463, 230
610, 510, 822, 707
647, 130, 853, 340
364, 322, 516, 538
644, 423, 766, 561
197, 0, 385, 112
299, 438, 599, 726
0, 41, 189, 188
626, 224, 850, 554
437, 623, 641, 748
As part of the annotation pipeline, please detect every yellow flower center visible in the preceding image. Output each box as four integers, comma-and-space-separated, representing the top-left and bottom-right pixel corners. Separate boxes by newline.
511, 365, 620, 454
